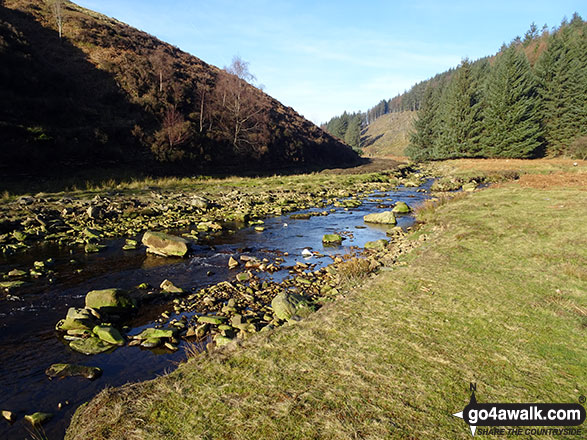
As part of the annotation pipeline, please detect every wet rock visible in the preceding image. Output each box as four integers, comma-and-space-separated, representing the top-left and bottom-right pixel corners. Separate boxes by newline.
12, 231, 27, 242
45, 363, 102, 380
84, 243, 106, 253
83, 227, 102, 240
228, 256, 239, 269
271, 291, 311, 321
236, 272, 251, 282
1, 410, 16, 423
392, 201, 411, 213
290, 213, 312, 220
92, 325, 125, 346
160, 279, 184, 293
24, 412, 52, 426
364, 211, 397, 225
142, 231, 189, 257
365, 239, 389, 250
7, 269, 27, 278
17, 196, 34, 205
122, 239, 139, 251
197, 315, 227, 325
0, 280, 25, 291
301, 248, 313, 258
57, 307, 97, 331
254, 226, 265, 232
197, 221, 222, 232
135, 327, 174, 340
322, 234, 343, 244
85, 288, 134, 313
69, 337, 113, 355
141, 338, 161, 348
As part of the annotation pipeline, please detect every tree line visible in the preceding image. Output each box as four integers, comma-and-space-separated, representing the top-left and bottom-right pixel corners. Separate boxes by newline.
320, 111, 363, 152
408, 14, 586, 160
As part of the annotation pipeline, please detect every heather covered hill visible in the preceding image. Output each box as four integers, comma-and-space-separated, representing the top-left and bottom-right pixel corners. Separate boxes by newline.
0, 0, 358, 178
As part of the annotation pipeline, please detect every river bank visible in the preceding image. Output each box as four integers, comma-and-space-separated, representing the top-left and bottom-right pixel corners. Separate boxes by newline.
63, 159, 586, 440
2, 160, 444, 440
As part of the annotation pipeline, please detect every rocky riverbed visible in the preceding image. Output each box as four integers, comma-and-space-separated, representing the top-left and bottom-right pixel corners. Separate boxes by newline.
0, 166, 443, 439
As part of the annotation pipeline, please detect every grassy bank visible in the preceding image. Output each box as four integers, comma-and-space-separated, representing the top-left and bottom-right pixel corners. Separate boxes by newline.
65, 164, 586, 439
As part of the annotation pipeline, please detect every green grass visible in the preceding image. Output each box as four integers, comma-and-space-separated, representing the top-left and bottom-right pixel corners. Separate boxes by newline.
66, 178, 586, 439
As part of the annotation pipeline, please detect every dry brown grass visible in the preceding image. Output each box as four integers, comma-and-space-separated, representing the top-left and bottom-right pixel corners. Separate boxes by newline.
513, 172, 587, 189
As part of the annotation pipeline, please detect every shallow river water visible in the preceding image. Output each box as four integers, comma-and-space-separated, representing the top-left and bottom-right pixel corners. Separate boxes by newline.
0, 180, 433, 439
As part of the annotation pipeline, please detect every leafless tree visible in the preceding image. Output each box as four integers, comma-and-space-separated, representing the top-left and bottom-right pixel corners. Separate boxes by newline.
150, 47, 173, 94
214, 56, 269, 157
52, 0, 64, 39
152, 105, 191, 161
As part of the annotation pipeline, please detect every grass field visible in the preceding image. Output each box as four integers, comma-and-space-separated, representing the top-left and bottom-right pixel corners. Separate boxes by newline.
66, 161, 586, 440
361, 111, 416, 158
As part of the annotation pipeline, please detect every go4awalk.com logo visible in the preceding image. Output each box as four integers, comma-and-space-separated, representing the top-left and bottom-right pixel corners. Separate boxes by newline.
452, 383, 586, 436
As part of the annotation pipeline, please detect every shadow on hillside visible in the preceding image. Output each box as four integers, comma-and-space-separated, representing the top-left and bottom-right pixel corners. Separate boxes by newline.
361, 133, 384, 148
0, 5, 150, 178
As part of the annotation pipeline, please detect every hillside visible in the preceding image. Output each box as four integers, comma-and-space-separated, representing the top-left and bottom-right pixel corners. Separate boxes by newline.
324, 14, 586, 162
360, 111, 416, 158
0, 0, 358, 179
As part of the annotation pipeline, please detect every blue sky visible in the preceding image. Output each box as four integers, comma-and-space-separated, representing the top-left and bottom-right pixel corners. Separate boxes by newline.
75, 0, 585, 124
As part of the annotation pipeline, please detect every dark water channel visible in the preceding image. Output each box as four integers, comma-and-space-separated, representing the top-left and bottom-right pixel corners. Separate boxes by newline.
0, 180, 433, 439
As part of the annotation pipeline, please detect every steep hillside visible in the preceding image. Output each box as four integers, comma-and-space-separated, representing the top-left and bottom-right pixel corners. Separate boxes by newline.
360, 111, 416, 158
0, 0, 358, 178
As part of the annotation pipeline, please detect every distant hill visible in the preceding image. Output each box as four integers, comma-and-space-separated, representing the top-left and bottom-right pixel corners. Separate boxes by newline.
324, 13, 586, 161
0, 0, 358, 178
360, 111, 416, 158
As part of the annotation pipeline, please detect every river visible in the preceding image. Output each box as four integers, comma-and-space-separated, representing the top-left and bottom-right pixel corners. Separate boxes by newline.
0, 179, 433, 439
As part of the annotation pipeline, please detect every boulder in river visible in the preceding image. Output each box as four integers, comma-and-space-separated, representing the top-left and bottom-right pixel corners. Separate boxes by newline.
56, 307, 97, 331
69, 336, 113, 355
363, 211, 397, 225
392, 201, 411, 214
2, 410, 16, 423
85, 288, 134, 314
142, 231, 189, 257
24, 412, 52, 426
45, 363, 102, 380
160, 279, 184, 293
228, 256, 239, 269
322, 234, 343, 244
92, 325, 125, 346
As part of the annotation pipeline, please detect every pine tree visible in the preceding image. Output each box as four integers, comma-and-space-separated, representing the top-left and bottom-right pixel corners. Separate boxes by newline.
434, 59, 483, 158
535, 15, 587, 155
344, 114, 362, 151
407, 83, 442, 161
481, 46, 543, 158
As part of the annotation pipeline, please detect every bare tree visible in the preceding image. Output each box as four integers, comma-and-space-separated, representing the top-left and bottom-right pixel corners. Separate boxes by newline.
152, 105, 191, 161
150, 47, 173, 94
52, 0, 64, 39
214, 56, 269, 157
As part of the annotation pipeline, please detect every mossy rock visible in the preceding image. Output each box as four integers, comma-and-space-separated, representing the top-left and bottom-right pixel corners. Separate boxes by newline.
392, 201, 411, 213
365, 239, 389, 250
45, 363, 102, 380
364, 211, 397, 225
271, 291, 312, 321
135, 327, 174, 340
92, 325, 125, 346
322, 234, 343, 244
198, 315, 227, 325
24, 412, 52, 426
85, 288, 134, 313
69, 337, 113, 355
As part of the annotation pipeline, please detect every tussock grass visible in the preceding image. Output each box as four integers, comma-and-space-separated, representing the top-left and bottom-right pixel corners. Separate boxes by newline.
66, 178, 587, 440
